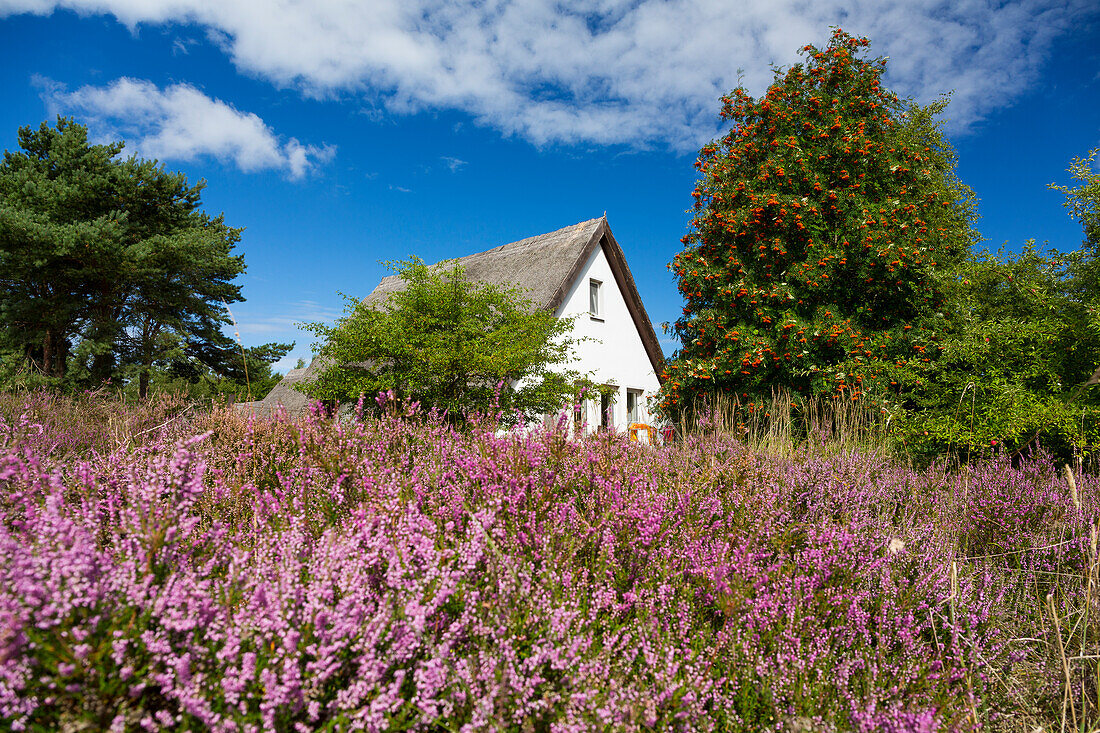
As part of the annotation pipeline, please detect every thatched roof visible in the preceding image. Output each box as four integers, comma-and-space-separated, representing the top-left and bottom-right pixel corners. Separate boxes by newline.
240, 364, 319, 417
239, 217, 664, 417
364, 218, 602, 311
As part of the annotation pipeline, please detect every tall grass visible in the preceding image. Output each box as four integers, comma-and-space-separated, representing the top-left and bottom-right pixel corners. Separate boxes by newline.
1, 389, 1098, 730
677, 390, 897, 461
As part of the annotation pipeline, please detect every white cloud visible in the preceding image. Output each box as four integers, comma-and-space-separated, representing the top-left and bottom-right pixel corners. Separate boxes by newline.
171, 36, 197, 55
440, 155, 467, 173
41, 77, 335, 178
231, 299, 343, 338
10, 0, 1095, 148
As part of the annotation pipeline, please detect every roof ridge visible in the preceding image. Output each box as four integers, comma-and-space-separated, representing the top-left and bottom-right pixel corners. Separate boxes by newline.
376, 218, 604, 276
464, 218, 603, 258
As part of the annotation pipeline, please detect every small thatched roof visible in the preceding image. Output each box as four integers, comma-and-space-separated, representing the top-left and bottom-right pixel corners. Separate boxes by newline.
239, 216, 664, 417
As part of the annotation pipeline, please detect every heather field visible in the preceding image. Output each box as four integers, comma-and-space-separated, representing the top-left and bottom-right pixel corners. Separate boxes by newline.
1, 392, 1099, 732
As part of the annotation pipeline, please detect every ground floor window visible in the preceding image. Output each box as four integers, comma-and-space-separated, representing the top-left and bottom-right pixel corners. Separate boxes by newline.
600, 387, 616, 430
627, 389, 642, 423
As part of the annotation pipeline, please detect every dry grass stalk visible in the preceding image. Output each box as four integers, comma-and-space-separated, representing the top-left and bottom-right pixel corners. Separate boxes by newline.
222, 299, 251, 403
1049, 592, 1078, 733
1068, 464, 1083, 512
676, 389, 895, 461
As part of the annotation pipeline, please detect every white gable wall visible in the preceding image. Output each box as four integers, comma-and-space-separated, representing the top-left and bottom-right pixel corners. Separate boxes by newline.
553, 242, 662, 434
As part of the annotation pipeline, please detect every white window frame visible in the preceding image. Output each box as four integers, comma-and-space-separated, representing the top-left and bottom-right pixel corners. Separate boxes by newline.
626, 389, 643, 424
589, 278, 603, 320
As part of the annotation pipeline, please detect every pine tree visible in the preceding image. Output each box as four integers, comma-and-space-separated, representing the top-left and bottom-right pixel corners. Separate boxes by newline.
0, 118, 123, 378
0, 118, 258, 396
659, 29, 978, 418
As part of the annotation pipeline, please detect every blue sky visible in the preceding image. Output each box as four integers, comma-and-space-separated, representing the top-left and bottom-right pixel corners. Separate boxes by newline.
1, 1, 1098, 373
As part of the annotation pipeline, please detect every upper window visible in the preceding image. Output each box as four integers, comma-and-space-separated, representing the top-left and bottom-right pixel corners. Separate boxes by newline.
589, 278, 602, 319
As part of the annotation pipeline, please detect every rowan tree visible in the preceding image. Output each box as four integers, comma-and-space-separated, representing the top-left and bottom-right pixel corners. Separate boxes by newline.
658, 29, 978, 418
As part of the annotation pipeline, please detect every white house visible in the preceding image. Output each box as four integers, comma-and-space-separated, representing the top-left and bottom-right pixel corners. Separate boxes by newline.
244, 217, 665, 434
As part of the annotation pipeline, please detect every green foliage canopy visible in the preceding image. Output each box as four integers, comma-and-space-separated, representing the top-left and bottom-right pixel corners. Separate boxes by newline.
901, 244, 1088, 460
1051, 149, 1100, 252
658, 29, 978, 419
901, 150, 1100, 462
301, 257, 589, 423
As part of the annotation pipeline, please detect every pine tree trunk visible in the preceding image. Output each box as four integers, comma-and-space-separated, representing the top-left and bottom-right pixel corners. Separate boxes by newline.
91, 353, 114, 385
139, 363, 151, 400
41, 330, 53, 377
41, 329, 68, 378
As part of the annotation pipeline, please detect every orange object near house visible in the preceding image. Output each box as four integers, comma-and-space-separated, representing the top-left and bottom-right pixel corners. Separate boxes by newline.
628, 423, 658, 444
